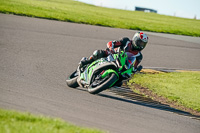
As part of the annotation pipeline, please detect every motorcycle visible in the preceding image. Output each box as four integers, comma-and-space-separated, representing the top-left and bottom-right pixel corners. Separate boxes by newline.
66, 48, 137, 94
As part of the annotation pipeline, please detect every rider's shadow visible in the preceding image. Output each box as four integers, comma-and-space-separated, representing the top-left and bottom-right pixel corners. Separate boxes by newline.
97, 86, 200, 120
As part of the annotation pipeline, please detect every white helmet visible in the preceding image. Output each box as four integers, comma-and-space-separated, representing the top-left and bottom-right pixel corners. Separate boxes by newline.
132, 32, 148, 51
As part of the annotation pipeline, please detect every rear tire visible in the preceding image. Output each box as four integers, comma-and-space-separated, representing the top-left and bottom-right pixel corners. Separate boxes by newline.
88, 73, 118, 94
66, 71, 79, 88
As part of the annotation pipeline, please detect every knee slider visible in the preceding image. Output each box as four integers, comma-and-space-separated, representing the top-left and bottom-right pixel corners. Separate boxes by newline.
136, 53, 143, 63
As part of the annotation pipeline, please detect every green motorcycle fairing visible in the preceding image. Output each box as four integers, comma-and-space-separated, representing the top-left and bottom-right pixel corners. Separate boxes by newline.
112, 51, 136, 76
80, 58, 118, 85
79, 50, 136, 87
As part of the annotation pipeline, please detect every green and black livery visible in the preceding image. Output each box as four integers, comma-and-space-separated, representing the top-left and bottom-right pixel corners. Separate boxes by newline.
66, 49, 136, 94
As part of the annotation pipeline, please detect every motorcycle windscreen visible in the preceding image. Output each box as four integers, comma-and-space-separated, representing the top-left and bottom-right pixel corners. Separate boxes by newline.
126, 52, 136, 69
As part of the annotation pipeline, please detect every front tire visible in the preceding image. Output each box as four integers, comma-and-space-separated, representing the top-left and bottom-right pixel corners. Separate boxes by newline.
88, 73, 118, 94
66, 71, 79, 88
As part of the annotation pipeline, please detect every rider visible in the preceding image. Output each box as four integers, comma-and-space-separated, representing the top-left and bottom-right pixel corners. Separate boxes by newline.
80, 32, 148, 73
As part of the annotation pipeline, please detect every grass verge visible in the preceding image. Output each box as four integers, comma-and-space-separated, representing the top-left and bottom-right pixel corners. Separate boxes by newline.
0, 0, 200, 36
0, 108, 104, 133
128, 71, 200, 114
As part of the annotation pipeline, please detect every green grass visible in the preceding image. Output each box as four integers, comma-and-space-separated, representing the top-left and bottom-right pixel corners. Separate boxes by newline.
0, 108, 104, 133
0, 0, 200, 36
128, 71, 200, 112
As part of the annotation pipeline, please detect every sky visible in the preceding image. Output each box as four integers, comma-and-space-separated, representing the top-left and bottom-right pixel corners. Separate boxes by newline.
77, 0, 200, 19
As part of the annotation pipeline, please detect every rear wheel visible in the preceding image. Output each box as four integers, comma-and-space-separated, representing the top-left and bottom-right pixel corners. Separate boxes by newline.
66, 71, 79, 88
88, 73, 118, 94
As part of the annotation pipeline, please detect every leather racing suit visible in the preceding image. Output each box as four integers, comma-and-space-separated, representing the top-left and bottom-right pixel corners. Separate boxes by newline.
80, 37, 143, 70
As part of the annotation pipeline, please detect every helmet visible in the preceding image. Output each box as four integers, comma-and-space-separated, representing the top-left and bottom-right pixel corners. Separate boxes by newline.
132, 32, 148, 51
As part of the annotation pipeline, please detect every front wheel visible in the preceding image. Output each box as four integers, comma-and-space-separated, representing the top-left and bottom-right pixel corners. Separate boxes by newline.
66, 71, 79, 88
88, 73, 118, 94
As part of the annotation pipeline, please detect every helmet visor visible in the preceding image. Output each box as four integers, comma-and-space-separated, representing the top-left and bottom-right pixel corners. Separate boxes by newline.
136, 40, 147, 49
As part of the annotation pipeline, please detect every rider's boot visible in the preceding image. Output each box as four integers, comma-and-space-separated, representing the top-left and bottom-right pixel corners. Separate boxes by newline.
79, 50, 106, 69
79, 56, 94, 68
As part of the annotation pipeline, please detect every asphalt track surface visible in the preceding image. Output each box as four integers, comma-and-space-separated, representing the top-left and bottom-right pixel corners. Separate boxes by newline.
0, 13, 200, 133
